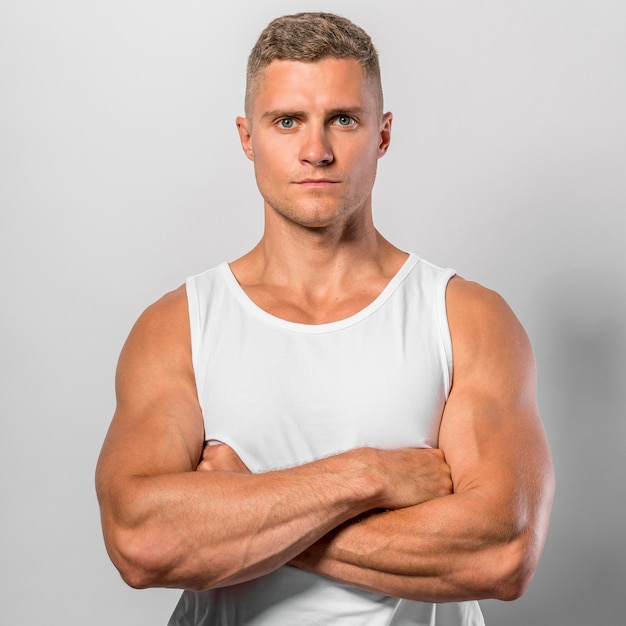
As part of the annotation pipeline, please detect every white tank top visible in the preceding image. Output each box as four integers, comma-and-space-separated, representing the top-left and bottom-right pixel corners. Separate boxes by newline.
170, 253, 484, 625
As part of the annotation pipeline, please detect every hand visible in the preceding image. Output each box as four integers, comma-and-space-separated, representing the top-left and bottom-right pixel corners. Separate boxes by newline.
291, 448, 452, 579
371, 447, 453, 510
197, 441, 250, 474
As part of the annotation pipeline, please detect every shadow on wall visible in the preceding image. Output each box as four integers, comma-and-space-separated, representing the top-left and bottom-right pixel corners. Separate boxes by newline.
482, 267, 626, 626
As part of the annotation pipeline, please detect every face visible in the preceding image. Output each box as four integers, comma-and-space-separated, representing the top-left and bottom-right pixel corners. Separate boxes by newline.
237, 58, 392, 229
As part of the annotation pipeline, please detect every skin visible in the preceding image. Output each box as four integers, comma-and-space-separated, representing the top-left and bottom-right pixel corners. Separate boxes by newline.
232, 59, 399, 324
96, 57, 554, 601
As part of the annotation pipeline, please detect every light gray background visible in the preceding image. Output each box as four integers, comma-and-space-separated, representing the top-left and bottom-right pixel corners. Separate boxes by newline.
1, 1, 624, 624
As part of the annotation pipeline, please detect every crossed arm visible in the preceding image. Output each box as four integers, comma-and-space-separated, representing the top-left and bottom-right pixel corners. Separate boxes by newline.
95, 277, 554, 601
289, 279, 555, 601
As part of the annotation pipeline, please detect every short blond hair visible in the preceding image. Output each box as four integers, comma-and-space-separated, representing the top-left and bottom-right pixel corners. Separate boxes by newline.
245, 12, 383, 117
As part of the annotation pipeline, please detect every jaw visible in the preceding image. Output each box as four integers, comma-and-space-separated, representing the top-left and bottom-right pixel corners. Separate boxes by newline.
261, 193, 377, 252
262, 187, 369, 230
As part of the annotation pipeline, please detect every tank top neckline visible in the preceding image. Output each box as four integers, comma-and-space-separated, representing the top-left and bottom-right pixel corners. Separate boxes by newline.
219, 253, 420, 334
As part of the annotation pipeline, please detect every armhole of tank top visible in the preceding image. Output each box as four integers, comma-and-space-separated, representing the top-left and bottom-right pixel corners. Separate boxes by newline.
436, 269, 456, 399
184, 276, 203, 402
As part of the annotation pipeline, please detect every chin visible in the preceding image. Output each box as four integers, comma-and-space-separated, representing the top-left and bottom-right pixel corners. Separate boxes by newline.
289, 212, 349, 230
270, 197, 355, 228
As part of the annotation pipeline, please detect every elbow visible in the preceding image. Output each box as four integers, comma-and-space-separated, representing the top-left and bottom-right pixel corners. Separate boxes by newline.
103, 521, 224, 592
117, 553, 159, 591
494, 502, 554, 600
487, 533, 543, 601
119, 565, 154, 591
491, 563, 531, 602
103, 523, 172, 590
481, 484, 554, 601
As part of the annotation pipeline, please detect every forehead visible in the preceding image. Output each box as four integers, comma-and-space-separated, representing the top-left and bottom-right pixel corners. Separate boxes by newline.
251, 58, 378, 117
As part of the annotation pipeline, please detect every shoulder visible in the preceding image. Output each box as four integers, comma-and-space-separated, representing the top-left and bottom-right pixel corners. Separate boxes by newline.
117, 285, 192, 382
446, 276, 527, 339
134, 284, 189, 330
446, 275, 511, 315
445, 276, 535, 385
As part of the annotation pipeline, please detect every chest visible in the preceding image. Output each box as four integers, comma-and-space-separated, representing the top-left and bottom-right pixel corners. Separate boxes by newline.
198, 308, 449, 472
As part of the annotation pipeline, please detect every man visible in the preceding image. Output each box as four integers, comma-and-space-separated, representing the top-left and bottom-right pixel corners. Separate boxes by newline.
96, 12, 554, 625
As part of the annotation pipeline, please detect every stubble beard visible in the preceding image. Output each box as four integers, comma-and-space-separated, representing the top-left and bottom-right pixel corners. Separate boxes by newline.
261, 178, 376, 233
268, 198, 352, 230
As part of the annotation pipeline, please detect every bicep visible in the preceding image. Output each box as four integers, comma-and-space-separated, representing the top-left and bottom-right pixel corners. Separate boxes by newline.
96, 287, 204, 501
440, 278, 553, 520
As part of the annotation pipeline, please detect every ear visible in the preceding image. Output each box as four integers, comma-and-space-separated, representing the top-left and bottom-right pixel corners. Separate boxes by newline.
377, 112, 393, 158
236, 116, 254, 161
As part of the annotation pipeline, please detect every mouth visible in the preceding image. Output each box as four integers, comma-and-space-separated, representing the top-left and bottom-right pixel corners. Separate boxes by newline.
293, 179, 340, 187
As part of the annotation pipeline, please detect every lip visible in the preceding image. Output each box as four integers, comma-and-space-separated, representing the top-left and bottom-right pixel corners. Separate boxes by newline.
293, 179, 340, 186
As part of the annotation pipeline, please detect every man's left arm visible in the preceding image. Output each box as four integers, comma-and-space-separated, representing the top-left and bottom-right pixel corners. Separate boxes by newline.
291, 277, 555, 603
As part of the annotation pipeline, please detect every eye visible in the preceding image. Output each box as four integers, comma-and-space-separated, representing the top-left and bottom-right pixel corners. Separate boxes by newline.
335, 115, 356, 127
277, 118, 296, 129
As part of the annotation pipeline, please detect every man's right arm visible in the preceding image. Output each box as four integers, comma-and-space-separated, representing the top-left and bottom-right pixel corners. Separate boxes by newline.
95, 286, 452, 592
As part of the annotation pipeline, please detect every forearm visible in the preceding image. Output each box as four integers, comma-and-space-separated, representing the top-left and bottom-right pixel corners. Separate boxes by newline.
101, 449, 389, 591
293, 488, 548, 602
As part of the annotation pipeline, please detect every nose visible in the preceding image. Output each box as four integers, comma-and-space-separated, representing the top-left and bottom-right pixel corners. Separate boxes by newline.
299, 124, 334, 166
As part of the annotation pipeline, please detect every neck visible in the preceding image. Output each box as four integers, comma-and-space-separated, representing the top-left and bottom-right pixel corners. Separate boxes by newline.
234, 205, 402, 293
228, 206, 408, 324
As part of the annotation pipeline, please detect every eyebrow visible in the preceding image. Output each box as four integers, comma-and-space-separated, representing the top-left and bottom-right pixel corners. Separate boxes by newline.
260, 107, 367, 121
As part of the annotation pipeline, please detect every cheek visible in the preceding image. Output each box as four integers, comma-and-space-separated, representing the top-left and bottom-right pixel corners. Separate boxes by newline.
251, 154, 290, 200
252, 146, 294, 182
251, 145, 273, 173
349, 148, 378, 182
